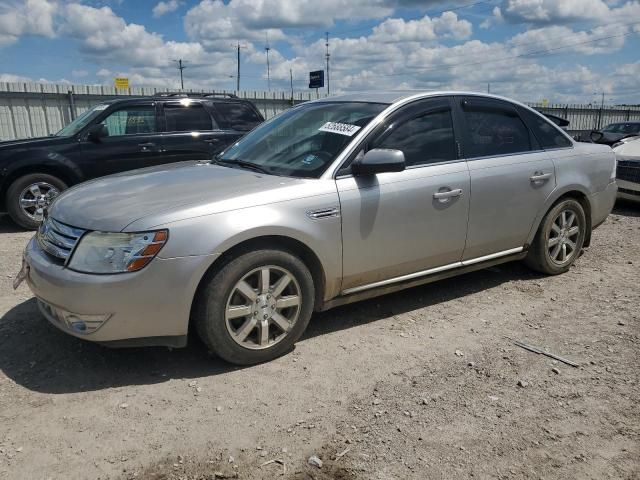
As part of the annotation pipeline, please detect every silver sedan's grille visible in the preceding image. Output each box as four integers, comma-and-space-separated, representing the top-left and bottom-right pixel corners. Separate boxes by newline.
37, 216, 86, 262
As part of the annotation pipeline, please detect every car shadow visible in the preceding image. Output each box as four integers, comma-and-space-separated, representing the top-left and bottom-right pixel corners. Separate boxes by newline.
0, 214, 26, 233
613, 200, 640, 217
0, 261, 540, 395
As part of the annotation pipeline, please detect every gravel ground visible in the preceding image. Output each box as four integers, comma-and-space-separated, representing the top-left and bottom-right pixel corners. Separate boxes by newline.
0, 202, 638, 480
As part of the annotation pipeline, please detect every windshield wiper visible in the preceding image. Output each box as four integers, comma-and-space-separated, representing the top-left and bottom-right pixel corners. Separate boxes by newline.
215, 158, 271, 175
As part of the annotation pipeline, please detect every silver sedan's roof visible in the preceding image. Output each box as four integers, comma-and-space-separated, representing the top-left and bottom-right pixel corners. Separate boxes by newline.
310, 90, 527, 106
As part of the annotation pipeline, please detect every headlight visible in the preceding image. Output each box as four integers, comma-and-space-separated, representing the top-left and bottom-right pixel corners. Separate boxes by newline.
68, 230, 168, 273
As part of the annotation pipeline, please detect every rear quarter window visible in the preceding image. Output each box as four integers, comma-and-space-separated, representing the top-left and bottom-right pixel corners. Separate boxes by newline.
214, 102, 263, 131
518, 107, 573, 149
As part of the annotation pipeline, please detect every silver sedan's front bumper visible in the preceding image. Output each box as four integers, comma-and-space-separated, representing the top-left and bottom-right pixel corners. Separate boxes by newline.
24, 236, 218, 346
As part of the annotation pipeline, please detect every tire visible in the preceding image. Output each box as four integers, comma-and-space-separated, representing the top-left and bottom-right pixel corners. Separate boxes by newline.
525, 198, 587, 275
6, 173, 67, 230
194, 249, 315, 365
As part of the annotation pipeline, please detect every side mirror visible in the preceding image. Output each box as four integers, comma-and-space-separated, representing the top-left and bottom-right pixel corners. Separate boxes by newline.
590, 130, 603, 143
352, 149, 406, 176
87, 124, 108, 142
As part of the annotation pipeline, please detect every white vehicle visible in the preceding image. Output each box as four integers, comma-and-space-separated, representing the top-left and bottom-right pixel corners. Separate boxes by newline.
613, 137, 640, 202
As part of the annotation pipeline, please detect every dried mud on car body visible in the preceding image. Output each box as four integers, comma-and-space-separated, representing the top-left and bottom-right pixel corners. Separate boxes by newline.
0, 204, 638, 480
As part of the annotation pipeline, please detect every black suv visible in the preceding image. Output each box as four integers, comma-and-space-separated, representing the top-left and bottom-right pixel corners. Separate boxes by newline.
0, 93, 264, 229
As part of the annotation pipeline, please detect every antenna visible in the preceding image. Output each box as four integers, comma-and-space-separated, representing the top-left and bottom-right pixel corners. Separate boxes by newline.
265, 31, 271, 92
325, 32, 330, 95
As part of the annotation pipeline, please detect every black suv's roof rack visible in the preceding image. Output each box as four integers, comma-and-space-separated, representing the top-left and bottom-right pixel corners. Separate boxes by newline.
153, 92, 239, 99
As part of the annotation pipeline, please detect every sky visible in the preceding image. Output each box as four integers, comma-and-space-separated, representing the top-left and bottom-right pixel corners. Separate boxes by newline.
0, 0, 639, 104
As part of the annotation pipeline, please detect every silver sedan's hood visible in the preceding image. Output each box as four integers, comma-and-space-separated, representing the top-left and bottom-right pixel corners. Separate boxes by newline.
49, 162, 309, 232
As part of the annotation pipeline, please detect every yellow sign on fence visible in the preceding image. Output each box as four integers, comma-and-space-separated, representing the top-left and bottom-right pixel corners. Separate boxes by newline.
114, 77, 129, 90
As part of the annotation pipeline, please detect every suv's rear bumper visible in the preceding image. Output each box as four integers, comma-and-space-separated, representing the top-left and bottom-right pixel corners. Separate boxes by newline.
24, 236, 217, 346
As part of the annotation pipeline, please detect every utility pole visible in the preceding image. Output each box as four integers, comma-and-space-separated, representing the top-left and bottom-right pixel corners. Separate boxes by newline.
265, 32, 271, 91
290, 68, 294, 104
174, 59, 186, 89
594, 91, 606, 130
236, 43, 241, 91
325, 32, 330, 95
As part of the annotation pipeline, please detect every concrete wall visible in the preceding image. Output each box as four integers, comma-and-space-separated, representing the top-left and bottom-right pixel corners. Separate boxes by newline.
1, 82, 639, 141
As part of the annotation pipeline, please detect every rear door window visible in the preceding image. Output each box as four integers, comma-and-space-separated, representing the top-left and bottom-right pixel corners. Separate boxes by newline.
214, 102, 263, 131
460, 98, 535, 158
164, 103, 215, 132
101, 106, 156, 136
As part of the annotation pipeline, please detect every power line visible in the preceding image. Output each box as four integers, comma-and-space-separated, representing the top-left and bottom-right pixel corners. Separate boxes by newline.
376, 29, 639, 78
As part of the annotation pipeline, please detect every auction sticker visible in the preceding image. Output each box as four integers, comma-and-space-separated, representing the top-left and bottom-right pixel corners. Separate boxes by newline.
319, 121, 361, 136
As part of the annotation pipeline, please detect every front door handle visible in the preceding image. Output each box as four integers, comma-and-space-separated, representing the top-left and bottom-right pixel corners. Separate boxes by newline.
433, 188, 463, 200
138, 142, 156, 152
530, 172, 552, 183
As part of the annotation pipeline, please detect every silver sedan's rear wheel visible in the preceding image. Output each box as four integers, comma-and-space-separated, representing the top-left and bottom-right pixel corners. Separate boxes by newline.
525, 198, 586, 275
547, 209, 581, 265
225, 266, 302, 350
195, 249, 315, 365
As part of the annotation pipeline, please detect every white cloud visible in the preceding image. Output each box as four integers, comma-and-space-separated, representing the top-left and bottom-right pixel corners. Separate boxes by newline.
495, 0, 632, 25
96, 68, 112, 77
0, 0, 57, 46
370, 12, 472, 43
71, 69, 88, 77
153, 0, 181, 18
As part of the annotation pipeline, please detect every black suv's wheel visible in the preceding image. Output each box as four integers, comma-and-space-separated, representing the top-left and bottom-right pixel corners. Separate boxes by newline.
525, 198, 587, 275
195, 249, 315, 365
6, 173, 67, 230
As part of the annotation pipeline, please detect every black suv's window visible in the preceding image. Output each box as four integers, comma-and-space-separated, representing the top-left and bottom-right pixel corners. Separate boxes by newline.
518, 107, 572, 149
101, 106, 156, 136
461, 99, 533, 158
373, 108, 456, 167
164, 103, 214, 132
215, 102, 262, 131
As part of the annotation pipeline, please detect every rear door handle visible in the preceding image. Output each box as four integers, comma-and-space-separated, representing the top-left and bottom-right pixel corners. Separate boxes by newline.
530, 172, 552, 183
433, 188, 463, 200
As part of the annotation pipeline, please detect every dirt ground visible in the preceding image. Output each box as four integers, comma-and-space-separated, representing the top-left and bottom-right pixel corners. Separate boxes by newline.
0, 202, 638, 480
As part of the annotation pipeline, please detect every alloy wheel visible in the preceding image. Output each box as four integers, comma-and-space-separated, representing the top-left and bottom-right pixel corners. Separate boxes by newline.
224, 265, 302, 350
547, 209, 581, 265
19, 182, 60, 222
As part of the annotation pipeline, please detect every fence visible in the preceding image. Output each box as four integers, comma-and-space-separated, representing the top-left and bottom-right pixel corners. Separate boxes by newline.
529, 102, 640, 140
1, 82, 639, 141
0, 82, 325, 141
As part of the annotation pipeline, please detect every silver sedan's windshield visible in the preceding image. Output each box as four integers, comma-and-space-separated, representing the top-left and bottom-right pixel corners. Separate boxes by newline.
55, 104, 108, 137
218, 102, 387, 178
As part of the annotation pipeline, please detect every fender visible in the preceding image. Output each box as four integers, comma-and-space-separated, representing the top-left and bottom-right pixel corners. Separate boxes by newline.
525, 183, 592, 246
0, 148, 84, 195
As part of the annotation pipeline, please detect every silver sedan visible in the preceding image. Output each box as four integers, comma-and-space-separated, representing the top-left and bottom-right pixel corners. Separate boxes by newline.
18, 91, 618, 365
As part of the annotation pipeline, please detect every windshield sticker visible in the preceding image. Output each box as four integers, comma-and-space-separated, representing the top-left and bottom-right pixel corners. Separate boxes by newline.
302, 154, 319, 165
319, 121, 361, 136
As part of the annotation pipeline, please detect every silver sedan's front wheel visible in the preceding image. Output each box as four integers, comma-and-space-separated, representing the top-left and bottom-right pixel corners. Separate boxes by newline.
195, 249, 315, 365
225, 266, 302, 350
